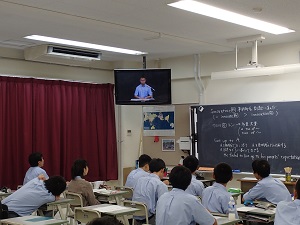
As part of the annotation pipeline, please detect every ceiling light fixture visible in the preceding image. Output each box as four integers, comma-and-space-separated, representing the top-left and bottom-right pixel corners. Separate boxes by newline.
168, 0, 295, 35
24, 35, 147, 55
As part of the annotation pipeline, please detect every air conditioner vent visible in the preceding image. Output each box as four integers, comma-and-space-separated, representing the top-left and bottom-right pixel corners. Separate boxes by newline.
48, 46, 100, 59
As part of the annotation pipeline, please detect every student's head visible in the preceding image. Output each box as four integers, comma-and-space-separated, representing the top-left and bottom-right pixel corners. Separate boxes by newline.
44, 176, 66, 197
28, 152, 44, 167
252, 159, 270, 179
213, 163, 233, 184
87, 216, 124, 225
149, 158, 166, 178
138, 154, 152, 171
294, 179, 300, 199
71, 159, 89, 179
140, 76, 146, 85
169, 166, 192, 190
183, 155, 199, 173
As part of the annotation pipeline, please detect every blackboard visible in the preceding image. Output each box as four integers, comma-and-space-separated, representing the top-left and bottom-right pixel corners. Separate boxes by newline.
195, 101, 300, 175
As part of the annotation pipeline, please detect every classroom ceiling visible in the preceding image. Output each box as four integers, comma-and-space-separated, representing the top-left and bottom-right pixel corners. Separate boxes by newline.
0, 0, 299, 62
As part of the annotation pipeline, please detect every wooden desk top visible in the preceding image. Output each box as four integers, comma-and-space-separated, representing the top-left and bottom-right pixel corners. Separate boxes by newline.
237, 178, 296, 186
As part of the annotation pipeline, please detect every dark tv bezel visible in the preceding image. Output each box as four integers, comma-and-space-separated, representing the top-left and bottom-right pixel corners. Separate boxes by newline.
114, 68, 172, 105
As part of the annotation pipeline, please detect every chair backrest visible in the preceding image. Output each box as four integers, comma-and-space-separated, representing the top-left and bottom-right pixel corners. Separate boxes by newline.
123, 200, 149, 224
74, 208, 101, 224
114, 186, 134, 200
65, 191, 84, 208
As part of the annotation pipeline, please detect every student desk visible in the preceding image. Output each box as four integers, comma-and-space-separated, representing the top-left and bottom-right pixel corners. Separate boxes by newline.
238, 178, 296, 194
237, 205, 276, 224
0, 216, 68, 225
38, 198, 73, 220
75, 203, 140, 225
214, 216, 240, 225
93, 189, 128, 205
0, 192, 11, 201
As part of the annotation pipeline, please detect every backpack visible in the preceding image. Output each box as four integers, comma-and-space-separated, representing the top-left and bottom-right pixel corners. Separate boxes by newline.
0, 202, 8, 219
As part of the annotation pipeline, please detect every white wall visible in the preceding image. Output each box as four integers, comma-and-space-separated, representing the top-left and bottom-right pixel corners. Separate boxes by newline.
201, 41, 300, 104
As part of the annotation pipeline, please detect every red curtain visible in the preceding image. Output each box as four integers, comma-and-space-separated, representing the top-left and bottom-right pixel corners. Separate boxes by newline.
0, 77, 117, 188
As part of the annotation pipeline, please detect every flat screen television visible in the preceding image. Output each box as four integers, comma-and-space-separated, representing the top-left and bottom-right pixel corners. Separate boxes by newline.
114, 68, 171, 105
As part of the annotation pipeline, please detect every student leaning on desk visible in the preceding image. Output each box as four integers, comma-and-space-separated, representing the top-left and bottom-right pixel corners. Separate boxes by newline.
274, 179, 300, 225
242, 159, 292, 204
1, 175, 66, 218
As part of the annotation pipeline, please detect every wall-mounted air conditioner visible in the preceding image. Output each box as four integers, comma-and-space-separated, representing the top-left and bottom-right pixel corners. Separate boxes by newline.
24, 45, 102, 66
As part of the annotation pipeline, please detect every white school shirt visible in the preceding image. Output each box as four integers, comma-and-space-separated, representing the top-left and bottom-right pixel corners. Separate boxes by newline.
23, 166, 49, 185
274, 199, 300, 225
243, 175, 292, 204
185, 174, 205, 197
132, 173, 168, 218
156, 188, 215, 225
125, 168, 149, 188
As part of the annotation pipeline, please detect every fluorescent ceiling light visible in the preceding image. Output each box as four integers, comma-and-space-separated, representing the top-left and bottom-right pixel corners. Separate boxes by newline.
168, 0, 294, 35
24, 35, 147, 55
211, 64, 300, 80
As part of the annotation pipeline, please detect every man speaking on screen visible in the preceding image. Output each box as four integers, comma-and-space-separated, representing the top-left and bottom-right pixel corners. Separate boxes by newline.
134, 76, 154, 99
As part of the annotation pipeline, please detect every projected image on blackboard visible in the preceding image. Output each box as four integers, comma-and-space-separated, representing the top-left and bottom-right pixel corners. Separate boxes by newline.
193, 101, 300, 175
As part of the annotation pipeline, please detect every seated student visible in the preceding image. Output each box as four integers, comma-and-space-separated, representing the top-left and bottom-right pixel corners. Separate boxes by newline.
156, 166, 217, 225
243, 159, 292, 204
1, 175, 66, 218
87, 216, 124, 225
23, 152, 49, 185
132, 158, 168, 225
202, 162, 238, 217
125, 154, 152, 188
183, 155, 204, 197
274, 179, 300, 225
67, 159, 100, 206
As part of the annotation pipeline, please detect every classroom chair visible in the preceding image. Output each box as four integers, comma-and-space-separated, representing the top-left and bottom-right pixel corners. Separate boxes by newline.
114, 186, 134, 200
74, 207, 101, 224
65, 191, 84, 225
122, 200, 150, 225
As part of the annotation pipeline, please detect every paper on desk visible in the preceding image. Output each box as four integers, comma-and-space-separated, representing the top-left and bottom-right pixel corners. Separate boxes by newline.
93, 189, 111, 194
237, 207, 257, 212
93, 205, 128, 212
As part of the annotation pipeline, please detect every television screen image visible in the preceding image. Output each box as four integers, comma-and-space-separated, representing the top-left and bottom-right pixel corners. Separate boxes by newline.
114, 69, 171, 105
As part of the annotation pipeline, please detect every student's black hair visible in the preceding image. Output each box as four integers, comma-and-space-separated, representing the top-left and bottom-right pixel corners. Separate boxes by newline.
295, 179, 300, 199
149, 158, 166, 173
214, 162, 233, 184
87, 216, 124, 225
71, 159, 88, 179
169, 166, 192, 190
252, 159, 270, 178
44, 176, 66, 196
28, 152, 43, 167
183, 155, 199, 173
139, 154, 152, 168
